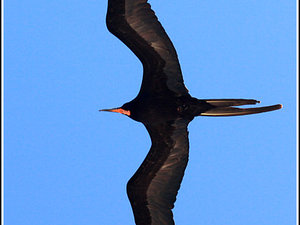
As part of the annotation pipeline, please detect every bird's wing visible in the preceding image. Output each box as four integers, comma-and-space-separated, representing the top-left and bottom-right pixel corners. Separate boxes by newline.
127, 118, 190, 225
106, 0, 189, 96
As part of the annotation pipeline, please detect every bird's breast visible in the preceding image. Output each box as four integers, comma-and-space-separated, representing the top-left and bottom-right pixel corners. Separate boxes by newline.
131, 95, 198, 124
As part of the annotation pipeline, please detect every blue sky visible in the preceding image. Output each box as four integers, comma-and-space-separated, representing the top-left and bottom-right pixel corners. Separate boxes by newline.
4, 0, 296, 225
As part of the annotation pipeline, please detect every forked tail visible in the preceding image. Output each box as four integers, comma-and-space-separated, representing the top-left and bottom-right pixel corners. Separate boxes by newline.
201, 99, 282, 116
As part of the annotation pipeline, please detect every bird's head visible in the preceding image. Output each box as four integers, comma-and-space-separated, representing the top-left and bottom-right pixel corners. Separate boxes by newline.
100, 102, 133, 117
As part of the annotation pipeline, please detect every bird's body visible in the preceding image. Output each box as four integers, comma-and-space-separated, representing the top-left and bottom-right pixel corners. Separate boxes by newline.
122, 94, 212, 123
102, 0, 282, 224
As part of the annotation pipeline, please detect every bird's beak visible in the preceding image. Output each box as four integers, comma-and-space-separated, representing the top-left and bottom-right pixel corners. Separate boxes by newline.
99, 107, 131, 116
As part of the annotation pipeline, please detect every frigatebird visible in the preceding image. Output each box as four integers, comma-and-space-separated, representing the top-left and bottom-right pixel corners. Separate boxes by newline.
101, 0, 282, 224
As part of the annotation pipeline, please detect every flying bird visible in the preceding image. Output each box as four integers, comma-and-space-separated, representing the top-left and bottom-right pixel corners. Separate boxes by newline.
101, 0, 282, 224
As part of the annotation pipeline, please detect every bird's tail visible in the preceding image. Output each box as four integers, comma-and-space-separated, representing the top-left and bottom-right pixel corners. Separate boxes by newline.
201, 99, 282, 116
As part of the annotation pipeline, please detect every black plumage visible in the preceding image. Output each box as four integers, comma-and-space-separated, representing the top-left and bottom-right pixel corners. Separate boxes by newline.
101, 0, 282, 224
